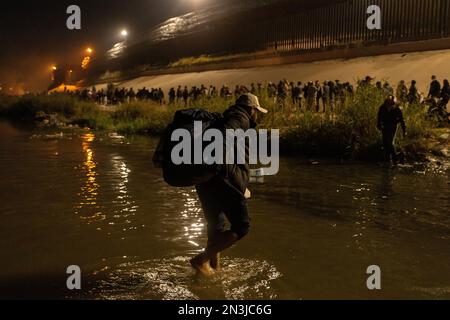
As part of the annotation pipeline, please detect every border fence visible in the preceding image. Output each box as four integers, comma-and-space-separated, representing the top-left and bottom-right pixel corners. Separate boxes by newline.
95, 0, 450, 74
263, 0, 450, 52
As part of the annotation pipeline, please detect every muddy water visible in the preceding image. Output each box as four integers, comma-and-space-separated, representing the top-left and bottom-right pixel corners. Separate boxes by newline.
0, 121, 449, 300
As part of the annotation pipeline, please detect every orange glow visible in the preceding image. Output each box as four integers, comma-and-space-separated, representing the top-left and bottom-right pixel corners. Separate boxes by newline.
81, 56, 91, 69
48, 84, 79, 93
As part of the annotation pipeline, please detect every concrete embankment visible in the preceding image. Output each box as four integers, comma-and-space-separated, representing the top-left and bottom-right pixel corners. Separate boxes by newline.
94, 42, 450, 95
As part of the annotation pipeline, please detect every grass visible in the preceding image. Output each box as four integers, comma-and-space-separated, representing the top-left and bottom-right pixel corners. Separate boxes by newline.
0, 88, 442, 160
168, 53, 251, 68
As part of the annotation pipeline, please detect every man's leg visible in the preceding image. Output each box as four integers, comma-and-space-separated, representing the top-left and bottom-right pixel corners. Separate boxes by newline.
206, 213, 226, 271
199, 196, 250, 266
194, 230, 240, 267
382, 131, 391, 162
382, 129, 397, 163
390, 129, 398, 165
208, 232, 222, 271
191, 189, 250, 275
192, 183, 224, 276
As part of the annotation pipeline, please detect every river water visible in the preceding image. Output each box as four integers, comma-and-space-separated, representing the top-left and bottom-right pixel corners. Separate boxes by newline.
0, 121, 449, 300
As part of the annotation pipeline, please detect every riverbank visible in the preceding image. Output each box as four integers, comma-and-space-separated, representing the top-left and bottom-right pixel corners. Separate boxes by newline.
0, 89, 448, 161
93, 48, 450, 96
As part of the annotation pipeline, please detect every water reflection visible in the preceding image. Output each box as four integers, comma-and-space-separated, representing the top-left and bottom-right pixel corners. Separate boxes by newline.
109, 154, 139, 230
180, 190, 204, 251
376, 168, 396, 202
75, 133, 104, 222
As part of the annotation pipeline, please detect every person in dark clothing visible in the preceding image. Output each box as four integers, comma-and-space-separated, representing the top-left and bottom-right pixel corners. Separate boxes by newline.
190, 93, 268, 277
305, 81, 317, 111
182, 86, 189, 107
376, 81, 383, 92
408, 80, 420, 104
328, 81, 335, 112
291, 82, 301, 107
315, 80, 323, 112
277, 80, 287, 105
322, 81, 330, 112
377, 96, 407, 164
396, 80, 408, 104
334, 80, 345, 109
157, 88, 165, 105
441, 79, 450, 109
428, 75, 441, 99
168, 88, 176, 104
176, 86, 183, 103
383, 82, 394, 97
344, 82, 354, 96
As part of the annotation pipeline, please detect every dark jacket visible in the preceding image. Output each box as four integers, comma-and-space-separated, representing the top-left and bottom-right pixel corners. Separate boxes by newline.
441, 84, 450, 102
429, 80, 441, 98
377, 103, 406, 133
217, 104, 256, 196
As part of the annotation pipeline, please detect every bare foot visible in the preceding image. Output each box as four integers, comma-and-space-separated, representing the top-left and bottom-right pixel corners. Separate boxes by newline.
190, 256, 215, 277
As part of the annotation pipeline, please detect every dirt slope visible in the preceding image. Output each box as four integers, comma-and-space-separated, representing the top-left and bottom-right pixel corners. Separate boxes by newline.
103, 49, 450, 95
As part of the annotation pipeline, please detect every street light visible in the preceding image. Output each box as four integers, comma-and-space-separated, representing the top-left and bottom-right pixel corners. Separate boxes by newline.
86, 47, 93, 55
50, 66, 57, 82
121, 29, 128, 37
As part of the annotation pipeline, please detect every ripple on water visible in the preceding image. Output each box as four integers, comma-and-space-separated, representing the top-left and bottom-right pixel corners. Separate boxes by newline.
86, 256, 282, 300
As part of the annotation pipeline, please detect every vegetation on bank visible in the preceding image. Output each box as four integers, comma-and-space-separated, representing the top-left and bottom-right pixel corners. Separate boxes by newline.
168, 53, 251, 68
0, 87, 446, 160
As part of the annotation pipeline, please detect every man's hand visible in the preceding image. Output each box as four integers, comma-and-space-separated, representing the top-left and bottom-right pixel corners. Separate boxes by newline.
244, 188, 252, 199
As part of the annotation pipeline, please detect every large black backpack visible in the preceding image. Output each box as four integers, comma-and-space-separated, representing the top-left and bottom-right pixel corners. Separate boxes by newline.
153, 109, 223, 187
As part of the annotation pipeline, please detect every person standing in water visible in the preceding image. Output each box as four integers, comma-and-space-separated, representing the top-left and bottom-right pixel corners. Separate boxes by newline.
377, 95, 407, 165
190, 93, 268, 277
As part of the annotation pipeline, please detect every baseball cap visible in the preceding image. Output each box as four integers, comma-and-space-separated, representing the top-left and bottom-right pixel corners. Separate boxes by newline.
236, 93, 268, 114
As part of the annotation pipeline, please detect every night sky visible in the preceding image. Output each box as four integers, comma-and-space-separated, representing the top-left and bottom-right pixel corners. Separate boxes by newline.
0, 0, 218, 92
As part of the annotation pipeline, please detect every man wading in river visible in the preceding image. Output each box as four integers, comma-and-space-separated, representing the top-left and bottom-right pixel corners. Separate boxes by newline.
190, 93, 268, 277
377, 95, 407, 165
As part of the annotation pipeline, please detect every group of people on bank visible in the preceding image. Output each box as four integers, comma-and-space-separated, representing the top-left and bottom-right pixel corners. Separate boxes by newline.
61, 75, 449, 166
67, 75, 450, 115
68, 85, 166, 105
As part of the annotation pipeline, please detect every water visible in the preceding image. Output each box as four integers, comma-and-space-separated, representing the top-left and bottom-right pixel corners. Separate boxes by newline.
0, 121, 449, 300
